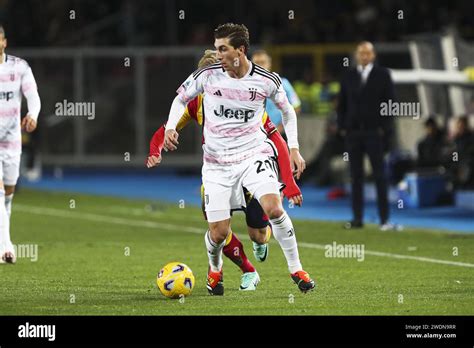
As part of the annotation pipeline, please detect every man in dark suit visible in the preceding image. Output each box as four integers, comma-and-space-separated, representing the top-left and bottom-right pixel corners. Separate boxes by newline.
337, 41, 395, 230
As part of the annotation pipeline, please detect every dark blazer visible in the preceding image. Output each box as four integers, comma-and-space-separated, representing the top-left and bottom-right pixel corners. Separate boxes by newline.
337, 64, 395, 135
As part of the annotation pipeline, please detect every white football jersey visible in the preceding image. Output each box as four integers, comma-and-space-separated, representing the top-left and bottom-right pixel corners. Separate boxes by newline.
0, 54, 40, 157
176, 61, 292, 165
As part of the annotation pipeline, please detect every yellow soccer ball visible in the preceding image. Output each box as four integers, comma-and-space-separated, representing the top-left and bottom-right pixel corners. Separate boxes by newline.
156, 262, 195, 299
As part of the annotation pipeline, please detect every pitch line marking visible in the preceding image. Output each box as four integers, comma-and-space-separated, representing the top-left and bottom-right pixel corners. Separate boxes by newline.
15, 204, 474, 268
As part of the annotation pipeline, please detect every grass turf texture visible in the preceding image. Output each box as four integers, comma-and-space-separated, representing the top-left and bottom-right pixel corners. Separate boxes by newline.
1, 188, 473, 315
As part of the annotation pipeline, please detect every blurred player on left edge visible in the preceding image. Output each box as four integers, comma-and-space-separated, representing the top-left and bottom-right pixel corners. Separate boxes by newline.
0, 24, 41, 263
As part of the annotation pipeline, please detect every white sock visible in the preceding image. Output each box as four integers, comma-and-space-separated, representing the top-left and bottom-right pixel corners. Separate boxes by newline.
270, 211, 302, 274
204, 230, 225, 272
5, 193, 13, 218
0, 189, 12, 252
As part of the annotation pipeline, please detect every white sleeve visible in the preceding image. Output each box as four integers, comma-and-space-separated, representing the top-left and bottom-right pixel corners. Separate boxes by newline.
176, 71, 204, 104
269, 79, 299, 149
165, 95, 187, 131
21, 64, 41, 121
165, 71, 205, 130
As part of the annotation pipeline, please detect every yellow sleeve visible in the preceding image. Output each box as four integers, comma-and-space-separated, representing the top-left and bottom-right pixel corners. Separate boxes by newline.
176, 107, 192, 131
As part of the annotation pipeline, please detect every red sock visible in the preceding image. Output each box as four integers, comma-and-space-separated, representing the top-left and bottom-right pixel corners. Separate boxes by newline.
223, 232, 256, 273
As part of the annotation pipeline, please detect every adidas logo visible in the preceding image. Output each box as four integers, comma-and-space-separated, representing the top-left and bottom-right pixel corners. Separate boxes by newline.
213, 90, 222, 96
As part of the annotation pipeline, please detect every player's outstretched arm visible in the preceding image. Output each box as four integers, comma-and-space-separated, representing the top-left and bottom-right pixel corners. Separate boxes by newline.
272, 91, 306, 179
165, 67, 205, 150
164, 95, 188, 151
146, 125, 165, 168
146, 110, 194, 168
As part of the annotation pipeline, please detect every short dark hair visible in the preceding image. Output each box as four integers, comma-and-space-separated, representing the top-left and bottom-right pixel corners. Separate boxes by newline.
214, 23, 249, 53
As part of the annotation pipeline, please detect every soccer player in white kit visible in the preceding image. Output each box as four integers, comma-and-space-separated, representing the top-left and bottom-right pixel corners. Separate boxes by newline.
0, 25, 41, 263
164, 23, 315, 295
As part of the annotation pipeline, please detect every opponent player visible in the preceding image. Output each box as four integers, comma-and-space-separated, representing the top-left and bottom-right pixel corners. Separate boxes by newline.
0, 24, 41, 263
251, 50, 301, 135
147, 50, 303, 291
164, 23, 315, 295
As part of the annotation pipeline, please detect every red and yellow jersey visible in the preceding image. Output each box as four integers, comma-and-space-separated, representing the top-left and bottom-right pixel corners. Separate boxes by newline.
176, 94, 204, 129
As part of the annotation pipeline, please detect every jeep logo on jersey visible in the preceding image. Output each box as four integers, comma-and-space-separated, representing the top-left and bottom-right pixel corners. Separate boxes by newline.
214, 105, 255, 122
0, 91, 14, 101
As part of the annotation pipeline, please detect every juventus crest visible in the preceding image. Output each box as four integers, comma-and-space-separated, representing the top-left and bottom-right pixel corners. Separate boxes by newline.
249, 88, 257, 101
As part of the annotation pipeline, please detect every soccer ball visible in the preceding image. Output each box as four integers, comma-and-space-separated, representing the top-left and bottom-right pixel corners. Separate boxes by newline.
156, 262, 195, 299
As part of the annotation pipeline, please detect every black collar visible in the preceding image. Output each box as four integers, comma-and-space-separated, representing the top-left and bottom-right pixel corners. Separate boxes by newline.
249, 62, 255, 76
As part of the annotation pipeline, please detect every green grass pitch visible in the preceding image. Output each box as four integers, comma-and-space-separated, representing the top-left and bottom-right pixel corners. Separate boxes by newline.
1, 189, 473, 315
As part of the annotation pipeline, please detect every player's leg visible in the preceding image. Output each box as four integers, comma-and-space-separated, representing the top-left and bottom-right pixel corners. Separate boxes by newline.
248, 225, 271, 261
258, 194, 299, 271
0, 156, 17, 264
222, 229, 256, 273
0, 155, 20, 263
243, 156, 315, 292
201, 184, 256, 276
245, 194, 272, 262
221, 189, 260, 291
258, 193, 315, 292
205, 217, 230, 295
0, 180, 11, 263
222, 229, 261, 291
4, 185, 15, 218
202, 174, 234, 295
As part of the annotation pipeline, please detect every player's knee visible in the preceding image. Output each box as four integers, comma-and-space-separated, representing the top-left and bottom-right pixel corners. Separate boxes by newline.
247, 226, 267, 244
267, 206, 284, 220
255, 227, 268, 244
259, 194, 284, 219
262, 201, 284, 219
209, 223, 229, 244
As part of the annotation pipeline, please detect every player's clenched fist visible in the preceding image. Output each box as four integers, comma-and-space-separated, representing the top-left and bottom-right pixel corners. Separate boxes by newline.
146, 154, 162, 168
21, 115, 37, 133
164, 129, 179, 151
